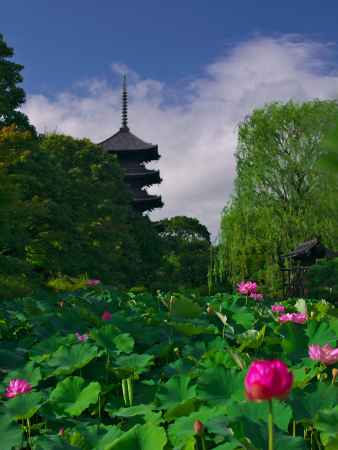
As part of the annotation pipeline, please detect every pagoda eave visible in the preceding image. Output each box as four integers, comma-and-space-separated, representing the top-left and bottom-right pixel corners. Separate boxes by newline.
133, 195, 163, 213
125, 170, 162, 186
114, 148, 160, 163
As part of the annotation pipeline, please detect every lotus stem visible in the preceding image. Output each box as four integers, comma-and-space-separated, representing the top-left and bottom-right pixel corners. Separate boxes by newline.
292, 419, 296, 437
26, 418, 32, 449
127, 376, 133, 406
200, 434, 207, 450
268, 399, 274, 450
122, 378, 128, 406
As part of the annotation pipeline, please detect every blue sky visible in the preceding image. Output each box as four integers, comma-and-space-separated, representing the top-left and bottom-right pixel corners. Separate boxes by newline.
3, 1, 338, 95
2, 2, 338, 236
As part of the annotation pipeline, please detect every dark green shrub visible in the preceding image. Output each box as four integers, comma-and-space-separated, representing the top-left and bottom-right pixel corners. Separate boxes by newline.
305, 257, 338, 303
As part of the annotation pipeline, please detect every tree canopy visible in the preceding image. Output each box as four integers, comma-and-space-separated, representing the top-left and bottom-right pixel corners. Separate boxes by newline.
0, 33, 33, 132
0, 127, 162, 297
215, 100, 338, 295
155, 216, 211, 292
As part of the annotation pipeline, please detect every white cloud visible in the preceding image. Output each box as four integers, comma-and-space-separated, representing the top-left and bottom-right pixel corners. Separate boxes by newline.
23, 36, 338, 239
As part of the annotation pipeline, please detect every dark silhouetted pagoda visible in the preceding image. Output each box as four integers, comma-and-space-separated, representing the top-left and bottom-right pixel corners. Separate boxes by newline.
99, 76, 163, 213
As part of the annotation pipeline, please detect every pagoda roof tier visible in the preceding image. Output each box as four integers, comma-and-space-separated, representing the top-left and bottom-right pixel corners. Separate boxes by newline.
125, 168, 162, 186
133, 194, 164, 213
99, 127, 160, 161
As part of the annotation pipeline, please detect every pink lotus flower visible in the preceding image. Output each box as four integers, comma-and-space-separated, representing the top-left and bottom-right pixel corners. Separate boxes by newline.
271, 304, 285, 313
279, 312, 307, 324
58, 427, 65, 437
86, 279, 101, 286
237, 281, 257, 296
101, 310, 112, 321
308, 344, 338, 365
245, 359, 293, 401
5, 379, 32, 398
250, 292, 264, 301
75, 332, 88, 342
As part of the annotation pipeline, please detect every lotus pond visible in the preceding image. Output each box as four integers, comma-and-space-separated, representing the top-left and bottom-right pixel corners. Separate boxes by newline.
0, 287, 337, 449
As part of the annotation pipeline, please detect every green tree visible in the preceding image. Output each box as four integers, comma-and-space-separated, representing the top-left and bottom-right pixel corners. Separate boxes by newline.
0, 33, 33, 132
216, 100, 338, 295
155, 216, 211, 291
0, 127, 162, 295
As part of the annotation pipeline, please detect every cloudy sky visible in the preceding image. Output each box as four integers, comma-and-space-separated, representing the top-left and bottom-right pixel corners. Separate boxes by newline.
3, 2, 338, 238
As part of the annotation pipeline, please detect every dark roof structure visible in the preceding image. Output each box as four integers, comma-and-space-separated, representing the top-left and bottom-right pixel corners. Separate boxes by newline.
282, 237, 338, 265
98, 75, 163, 213
280, 237, 338, 298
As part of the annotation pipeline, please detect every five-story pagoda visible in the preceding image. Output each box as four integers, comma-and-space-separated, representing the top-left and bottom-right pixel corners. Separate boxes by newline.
99, 76, 163, 213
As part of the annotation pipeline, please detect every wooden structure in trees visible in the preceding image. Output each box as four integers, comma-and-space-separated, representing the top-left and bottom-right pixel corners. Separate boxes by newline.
280, 237, 338, 297
99, 76, 163, 213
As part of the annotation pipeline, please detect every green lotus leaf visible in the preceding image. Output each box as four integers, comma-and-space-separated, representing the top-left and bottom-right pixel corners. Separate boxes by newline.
113, 353, 154, 375
164, 398, 198, 422
197, 367, 245, 405
104, 423, 167, 450
213, 440, 245, 450
205, 415, 232, 437
232, 309, 255, 328
46, 343, 98, 377
5, 391, 44, 419
113, 333, 135, 354
30, 335, 71, 362
69, 424, 123, 449
227, 399, 292, 432
281, 322, 308, 362
288, 383, 338, 421
168, 405, 228, 448
292, 359, 319, 388
306, 321, 336, 345
156, 375, 196, 409
49, 376, 101, 416
110, 404, 162, 424
34, 435, 79, 450
0, 415, 23, 449
274, 432, 307, 450
315, 406, 338, 448
91, 325, 120, 353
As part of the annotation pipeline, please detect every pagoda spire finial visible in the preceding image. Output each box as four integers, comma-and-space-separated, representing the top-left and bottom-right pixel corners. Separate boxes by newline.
121, 74, 129, 131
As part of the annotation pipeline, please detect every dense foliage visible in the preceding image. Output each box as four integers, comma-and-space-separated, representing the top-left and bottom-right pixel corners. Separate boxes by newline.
215, 100, 338, 296
305, 258, 338, 304
0, 33, 33, 132
0, 127, 162, 297
0, 287, 337, 449
155, 216, 211, 292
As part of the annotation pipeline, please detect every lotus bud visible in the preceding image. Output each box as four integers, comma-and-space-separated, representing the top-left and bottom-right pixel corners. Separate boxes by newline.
245, 359, 293, 401
194, 419, 204, 436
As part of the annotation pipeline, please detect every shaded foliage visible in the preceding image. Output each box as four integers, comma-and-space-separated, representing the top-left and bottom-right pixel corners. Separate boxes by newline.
0, 127, 162, 297
154, 216, 211, 292
305, 258, 338, 304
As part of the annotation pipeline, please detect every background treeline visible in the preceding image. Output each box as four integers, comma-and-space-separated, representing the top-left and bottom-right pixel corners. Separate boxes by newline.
212, 100, 338, 297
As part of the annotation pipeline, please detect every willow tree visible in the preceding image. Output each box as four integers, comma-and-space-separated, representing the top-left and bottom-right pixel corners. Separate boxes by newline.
216, 100, 338, 295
